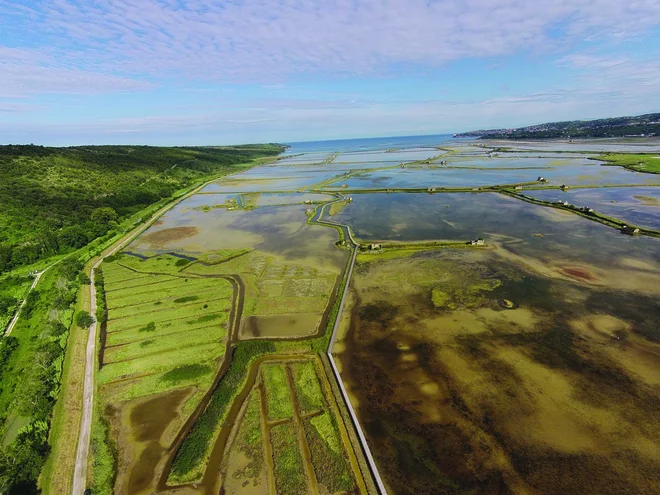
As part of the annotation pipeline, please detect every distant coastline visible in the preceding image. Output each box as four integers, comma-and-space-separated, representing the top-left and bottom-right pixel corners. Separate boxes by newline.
454, 112, 660, 140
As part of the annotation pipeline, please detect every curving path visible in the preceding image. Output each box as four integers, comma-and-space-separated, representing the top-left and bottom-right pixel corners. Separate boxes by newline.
4, 270, 43, 336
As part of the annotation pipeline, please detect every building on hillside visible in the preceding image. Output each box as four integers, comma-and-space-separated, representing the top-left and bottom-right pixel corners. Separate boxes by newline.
560, 184, 569, 190
469, 238, 486, 246
537, 176, 548, 183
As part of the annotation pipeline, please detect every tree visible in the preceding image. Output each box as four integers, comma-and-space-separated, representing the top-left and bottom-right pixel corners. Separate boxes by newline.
58, 225, 88, 249
59, 257, 83, 281
0, 295, 17, 315
0, 244, 13, 273
75, 310, 93, 328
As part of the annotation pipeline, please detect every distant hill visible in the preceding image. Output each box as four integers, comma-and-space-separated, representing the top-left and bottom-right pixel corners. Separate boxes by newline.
455, 113, 660, 139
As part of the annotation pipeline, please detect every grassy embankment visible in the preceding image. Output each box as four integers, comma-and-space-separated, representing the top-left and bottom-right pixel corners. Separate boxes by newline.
500, 189, 660, 238
595, 153, 660, 174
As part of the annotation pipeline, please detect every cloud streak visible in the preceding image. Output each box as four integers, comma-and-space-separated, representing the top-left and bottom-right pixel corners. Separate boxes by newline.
5, 0, 660, 86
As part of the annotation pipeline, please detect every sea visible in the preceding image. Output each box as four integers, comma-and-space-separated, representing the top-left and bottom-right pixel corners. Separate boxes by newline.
283, 134, 466, 154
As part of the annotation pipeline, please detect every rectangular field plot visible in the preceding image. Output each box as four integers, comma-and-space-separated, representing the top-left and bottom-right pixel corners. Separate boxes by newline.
304, 413, 355, 493
116, 253, 196, 274
109, 291, 227, 319
106, 276, 223, 306
270, 422, 309, 495
292, 361, 326, 415
104, 324, 223, 363
106, 318, 227, 346
262, 364, 294, 421
100, 258, 234, 389
99, 342, 224, 384
107, 302, 230, 333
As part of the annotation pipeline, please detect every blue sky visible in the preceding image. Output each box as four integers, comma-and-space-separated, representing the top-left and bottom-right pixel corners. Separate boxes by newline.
1, 0, 660, 146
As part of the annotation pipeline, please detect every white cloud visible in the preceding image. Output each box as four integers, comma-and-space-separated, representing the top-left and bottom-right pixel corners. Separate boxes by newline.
6, 0, 660, 85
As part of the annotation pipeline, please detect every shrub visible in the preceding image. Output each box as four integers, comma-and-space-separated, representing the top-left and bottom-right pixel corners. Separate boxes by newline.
75, 311, 94, 328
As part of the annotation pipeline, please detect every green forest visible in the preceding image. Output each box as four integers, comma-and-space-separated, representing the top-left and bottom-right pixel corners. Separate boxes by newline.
455, 112, 660, 139
0, 144, 284, 274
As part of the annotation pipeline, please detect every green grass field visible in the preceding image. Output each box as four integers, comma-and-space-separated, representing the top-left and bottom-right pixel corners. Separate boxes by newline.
99, 257, 233, 390
270, 422, 308, 495
304, 412, 355, 493
597, 153, 660, 174
261, 364, 294, 421
292, 361, 326, 415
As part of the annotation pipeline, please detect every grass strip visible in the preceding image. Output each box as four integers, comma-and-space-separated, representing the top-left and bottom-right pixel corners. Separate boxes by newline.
270, 422, 308, 495
262, 364, 294, 421
292, 361, 325, 415
304, 412, 355, 493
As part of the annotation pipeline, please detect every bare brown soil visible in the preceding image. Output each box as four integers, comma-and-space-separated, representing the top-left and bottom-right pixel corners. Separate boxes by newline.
140, 227, 200, 247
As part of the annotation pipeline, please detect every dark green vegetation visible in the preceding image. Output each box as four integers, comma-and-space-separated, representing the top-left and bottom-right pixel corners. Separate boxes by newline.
0, 144, 284, 273
0, 275, 32, 330
456, 112, 660, 139
75, 310, 93, 328
0, 258, 83, 494
162, 364, 214, 384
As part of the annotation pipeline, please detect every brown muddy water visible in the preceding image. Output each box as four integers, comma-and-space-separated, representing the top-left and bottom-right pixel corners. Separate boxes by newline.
337, 248, 660, 495
115, 388, 194, 495
240, 313, 322, 339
